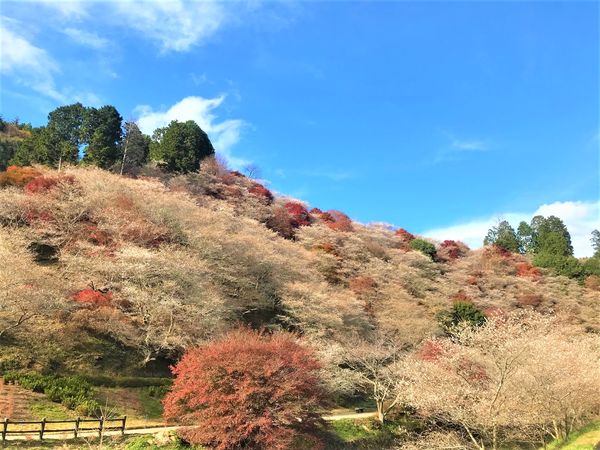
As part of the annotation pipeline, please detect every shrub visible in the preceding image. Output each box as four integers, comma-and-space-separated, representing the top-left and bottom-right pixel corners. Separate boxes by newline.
163, 328, 326, 450
349, 276, 377, 296
436, 240, 469, 262
394, 228, 415, 243
533, 253, 583, 279
323, 210, 353, 232
3, 372, 99, 414
71, 288, 113, 307
515, 262, 542, 280
24, 174, 77, 194
409, 238, 436, 259
266, 206, 295, 239
284, 201, 312, 228
0, 165, 42, 188
450, 290, 469, 302
438, 301, 486, 331
248, 183, 274, 204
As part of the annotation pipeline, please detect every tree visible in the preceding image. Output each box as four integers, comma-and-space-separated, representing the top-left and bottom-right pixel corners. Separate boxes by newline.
46, 103, 85, 167
531, 215, 573, 257
120, 122, 150, 175
162, 328, 326, 450
409, 238, 436, 259
591, 229, 600, 257
400, 313, 600, 450
341, 333, 404, 424
82, 106, 123, 169
149, 120, 215, 173
484, 220, 520, 253
517, 221, 533, 253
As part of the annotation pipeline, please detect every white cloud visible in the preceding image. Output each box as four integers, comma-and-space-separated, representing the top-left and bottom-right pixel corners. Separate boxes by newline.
113, 0, 227, 53
422, 200, 600, 257
0, 19, 65, 101
38, 0, 88, 20
451, 139, 488, 151
135, 96, 247, 168
63, 28, 110, 49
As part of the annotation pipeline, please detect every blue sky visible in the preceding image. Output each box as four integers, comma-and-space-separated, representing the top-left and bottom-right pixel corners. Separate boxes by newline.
1, 1, 599, 255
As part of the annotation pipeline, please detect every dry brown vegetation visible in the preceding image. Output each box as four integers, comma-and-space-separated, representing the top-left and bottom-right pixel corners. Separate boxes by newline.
0, 164, 599, 448
0, 164, 598, 375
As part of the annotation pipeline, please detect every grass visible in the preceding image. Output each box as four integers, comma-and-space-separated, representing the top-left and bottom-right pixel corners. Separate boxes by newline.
0, 434, 192, 449
545, 421, 600, 450
28, 399, 74, 420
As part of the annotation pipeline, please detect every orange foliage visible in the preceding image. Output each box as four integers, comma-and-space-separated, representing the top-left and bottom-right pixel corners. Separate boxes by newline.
71, 289, 113, 307
349, 276, 377, 295
0, 166, 42, 188
450, 290, 469, 303
516, 262, 542, 280
323, 210, 353, 232
163, 328, 326, 450
314, 242, 338, 255
395, 228, 415, 242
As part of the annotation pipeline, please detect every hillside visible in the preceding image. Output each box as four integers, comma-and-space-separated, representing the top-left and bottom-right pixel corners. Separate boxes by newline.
1, 163, 598, 378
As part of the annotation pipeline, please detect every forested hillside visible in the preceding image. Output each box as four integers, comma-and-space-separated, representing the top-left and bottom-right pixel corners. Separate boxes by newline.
1, 105, 599, 449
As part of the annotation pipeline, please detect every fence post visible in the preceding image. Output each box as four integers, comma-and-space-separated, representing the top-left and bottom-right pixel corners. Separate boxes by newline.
74, 417, 80, 438
2, 418, 8, 442
98, 416, 104, 439
39, 417, 46, 440
122, 415, 127, 436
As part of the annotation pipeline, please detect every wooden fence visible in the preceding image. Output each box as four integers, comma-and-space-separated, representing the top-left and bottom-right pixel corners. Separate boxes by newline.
1, 416, 127, 441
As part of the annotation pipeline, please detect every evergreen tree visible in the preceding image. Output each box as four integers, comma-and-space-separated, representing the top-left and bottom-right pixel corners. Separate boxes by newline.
120, 122, 150, 175
591, 229, 600, 257
484, 220, 520, 253
149, 120, 215, 173
534, 216, 573, 257
82, 106, 123, 169
517, 221, 533, 253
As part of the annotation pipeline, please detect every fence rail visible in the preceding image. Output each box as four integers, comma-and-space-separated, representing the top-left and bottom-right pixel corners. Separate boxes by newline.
1, 416, 127, 441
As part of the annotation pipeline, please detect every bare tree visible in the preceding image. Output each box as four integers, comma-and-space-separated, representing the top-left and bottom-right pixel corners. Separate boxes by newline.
341, 332, 405, 424
242, 163, 261, 179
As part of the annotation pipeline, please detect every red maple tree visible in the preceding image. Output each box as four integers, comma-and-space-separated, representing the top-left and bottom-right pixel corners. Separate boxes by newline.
163, 328, 327, 450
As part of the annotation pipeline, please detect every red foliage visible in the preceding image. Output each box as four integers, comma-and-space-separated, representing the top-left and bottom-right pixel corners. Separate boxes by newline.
450, 290, 469, 303
437, 240, 469, 262
418, 340, 447, 362
229, 170, 245, 178
309, 207, 323, 215
83, 223, 113, 246
24, 208, 53, 224
163, 328, 326, 450
24, 175, 77, 194
349, 276, 377, 296
516, 294, 544, 308
248, 183, 274, 204
71, 289, 113, 307
323, 210, 353, 232
394, 228, 415, 243
487, 244, 512, 258
515, 262, 542, 280
284, 201, 312, 228
457, 357, 489, 383
0, 166, 42, 188
314, 242, 338, 255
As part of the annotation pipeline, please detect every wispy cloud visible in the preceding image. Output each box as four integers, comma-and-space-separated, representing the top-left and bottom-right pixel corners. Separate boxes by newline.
450, 139, 488, 151
433, 131, 491, 163
63, 28, 110, 50
113, 0, 227, 53
421, 200, 600, 257
300, 169, 355, 182
0, 18, 64, 101
135, 95, 248, 168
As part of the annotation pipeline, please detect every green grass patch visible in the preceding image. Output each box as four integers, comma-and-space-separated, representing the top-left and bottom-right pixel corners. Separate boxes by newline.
29, 399, 74, 420
138, 387, 165, 419
545, 421, 600, 450
330, 419, 374, 442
